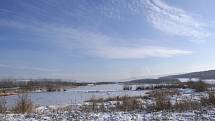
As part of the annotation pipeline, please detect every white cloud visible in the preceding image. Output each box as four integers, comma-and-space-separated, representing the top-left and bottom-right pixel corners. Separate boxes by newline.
143, 0, 210, 42
0, 0, 211, 43
0, 20, 192, 59
94, 46, 192, 59
73, 0, 210, 42
0, 63, 55, 72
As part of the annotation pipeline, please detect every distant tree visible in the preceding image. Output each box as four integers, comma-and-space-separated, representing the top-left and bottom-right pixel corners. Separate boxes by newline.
187, 81, 208, 92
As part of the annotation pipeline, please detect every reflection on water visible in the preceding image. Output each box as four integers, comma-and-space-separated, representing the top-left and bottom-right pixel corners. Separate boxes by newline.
5, 84, 147, 107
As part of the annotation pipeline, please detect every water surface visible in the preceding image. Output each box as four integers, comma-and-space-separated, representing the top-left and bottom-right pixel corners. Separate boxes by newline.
5, 84, 147, 107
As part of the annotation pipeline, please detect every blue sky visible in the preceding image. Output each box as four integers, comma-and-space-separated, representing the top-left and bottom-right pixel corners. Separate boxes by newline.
1, 0, 215, 81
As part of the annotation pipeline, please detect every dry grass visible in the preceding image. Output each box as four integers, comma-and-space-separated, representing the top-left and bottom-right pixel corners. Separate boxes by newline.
149, 89, 180, 98
136, 84, 185, 90
174, 98, 201, 112
118, 96, 143, 111
186, 81, 208, 92
149, 89, 201, 112
152, 90, 172, 111
80, 96, 105, 112
11, 94, 34, 113
201, 91, 215, 106
0, 96, 7, 113
83, 96, 144, 112
85, 89, 204, 112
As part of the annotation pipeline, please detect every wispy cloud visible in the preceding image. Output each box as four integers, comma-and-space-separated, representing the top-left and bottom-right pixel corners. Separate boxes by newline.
93, 46, 192, 59
0, 63, 56, 72
65, 0, 211, 42
0, 20, 192, 59
1, 0, 210, 43
0, 0, 195, 60
144, 0, 210, 42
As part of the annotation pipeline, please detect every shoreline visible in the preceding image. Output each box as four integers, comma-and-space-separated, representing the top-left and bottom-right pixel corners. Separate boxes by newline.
0, 85, 79, 97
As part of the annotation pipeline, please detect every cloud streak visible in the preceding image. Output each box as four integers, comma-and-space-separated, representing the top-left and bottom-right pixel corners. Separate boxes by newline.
0, 0, 195, 60
0, 64, 56, 72
144, 0, 210, 42
0, 19, 192, 59
0, 0, 211, 43
0, 20, 192, 59
94, 46, 192, 59
73, 0, 211, 42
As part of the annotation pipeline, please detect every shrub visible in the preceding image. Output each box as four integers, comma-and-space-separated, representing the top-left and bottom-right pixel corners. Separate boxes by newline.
153, 92, 172, 111
123, 85, 132, 90
0, 96, 7, 113
81, 96, 103, 112
12, 94, 34, 113
117, 96, 143, 111
186, 81, 208, 92
84, 96, 144, 112
201, 92, 215, 106
174, 98, 201, 111
151, 90, 201, 112
149, 89, 179, 98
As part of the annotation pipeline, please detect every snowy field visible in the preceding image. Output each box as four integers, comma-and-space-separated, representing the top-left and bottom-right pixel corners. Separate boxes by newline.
1, 107, 215, 121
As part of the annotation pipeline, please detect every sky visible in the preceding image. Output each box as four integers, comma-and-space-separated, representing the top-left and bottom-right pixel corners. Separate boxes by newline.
1, 0, 215, 81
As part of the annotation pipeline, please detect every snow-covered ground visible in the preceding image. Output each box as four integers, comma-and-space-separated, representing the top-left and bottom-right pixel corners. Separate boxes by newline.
1, 107, 215, 121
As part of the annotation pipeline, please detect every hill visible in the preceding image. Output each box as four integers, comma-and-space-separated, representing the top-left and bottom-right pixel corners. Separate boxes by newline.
162, 70, 215, 79
126, 78, 180, 84
125, 70, 215, 84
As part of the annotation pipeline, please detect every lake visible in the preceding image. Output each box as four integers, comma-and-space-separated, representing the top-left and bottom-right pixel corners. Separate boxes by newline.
4, 84, 148, 107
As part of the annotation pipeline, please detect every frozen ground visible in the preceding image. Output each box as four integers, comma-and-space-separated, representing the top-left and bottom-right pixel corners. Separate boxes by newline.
1, 106, 215, 121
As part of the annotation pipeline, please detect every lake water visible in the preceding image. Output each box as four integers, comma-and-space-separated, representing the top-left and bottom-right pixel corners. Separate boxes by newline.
4, 84, 147, 107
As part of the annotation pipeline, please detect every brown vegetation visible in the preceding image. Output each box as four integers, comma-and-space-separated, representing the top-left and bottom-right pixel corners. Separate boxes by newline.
0, 97, 7, 113
83, 95, 144, 112
116, 96, 143, 111
174, 98, 201, 111
149, 89, 173, 111
149, 89, 201, 112
11, 94, 34, 113
149, 89, 179, 98
80, 96, 105, 112
186, 81, 208, 92
135, 84, 185, 90
201, 91, 215, 106
0, 79, 83, 94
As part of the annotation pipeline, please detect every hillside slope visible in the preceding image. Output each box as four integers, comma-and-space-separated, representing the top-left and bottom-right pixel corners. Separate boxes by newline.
162, 70, 215, 79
